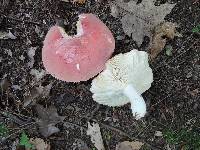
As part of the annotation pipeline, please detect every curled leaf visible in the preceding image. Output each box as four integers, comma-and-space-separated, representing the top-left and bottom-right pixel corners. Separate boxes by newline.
35, 104, 65, 137
149, 22, 179, 60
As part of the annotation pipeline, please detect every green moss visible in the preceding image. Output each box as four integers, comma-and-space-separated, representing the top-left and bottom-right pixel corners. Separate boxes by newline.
0, 123, 9, 136
163, 129, 200, 149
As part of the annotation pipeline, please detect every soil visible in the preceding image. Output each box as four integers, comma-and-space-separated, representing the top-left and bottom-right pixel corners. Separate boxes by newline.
0, 0, 199, 150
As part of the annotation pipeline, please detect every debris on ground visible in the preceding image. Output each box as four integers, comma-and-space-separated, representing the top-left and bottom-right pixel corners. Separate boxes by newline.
165, 45, 173, 57
0, 78, 10, 92
30, 69, 46, 81
0, 31, 16, 39
155, 131, 163, 137
110, 0, 176, 46
72, 139, 90, 150
23, 82, 53, 107
27, 47, 37, 68
30, 138, 50, 150
0, 0, 199, 149
86, 122, 105, 150
35, 104, 66, 137
61, 0, 86, 4
115, 141, 144, 150
149, 22, 180, 59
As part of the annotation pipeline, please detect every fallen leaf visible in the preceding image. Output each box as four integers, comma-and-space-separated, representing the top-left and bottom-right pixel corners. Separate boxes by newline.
27, 47, 37, 68
74, 0, 86, 4
155, 131, 163, 137
86, 122, 105, 150
23, 82, 53, 107
149, 22, 179, 59
30, 69, 46, 81
110, 0, 176, 46
0, 78, 10, 92
23, 87, 42, 107
165, 45, 173, 56
35, 104, 66, 137
30, 138, 50, 150
189, 89, 199, 96
116, 141, 144, 150
0, 31, 16, 39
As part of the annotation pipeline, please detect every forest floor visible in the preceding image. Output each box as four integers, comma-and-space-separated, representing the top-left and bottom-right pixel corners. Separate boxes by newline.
0, 0, 200, 149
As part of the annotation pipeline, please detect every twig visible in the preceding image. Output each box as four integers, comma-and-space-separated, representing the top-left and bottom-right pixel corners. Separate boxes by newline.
151, 93, 173, 107
3, 15, 41, 25
63, 121, 87, 130
0, 111, 27, 125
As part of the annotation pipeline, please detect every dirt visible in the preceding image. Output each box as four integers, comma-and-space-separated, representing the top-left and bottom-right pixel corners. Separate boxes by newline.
0, 0, 200, 149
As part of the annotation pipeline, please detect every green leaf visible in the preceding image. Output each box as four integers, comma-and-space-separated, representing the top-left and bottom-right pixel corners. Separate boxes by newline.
19, 132, 34, 149
192, 24, 200, 33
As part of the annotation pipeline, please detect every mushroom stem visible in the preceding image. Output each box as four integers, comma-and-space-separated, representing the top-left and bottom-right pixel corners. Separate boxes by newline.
123, 84, 146, 120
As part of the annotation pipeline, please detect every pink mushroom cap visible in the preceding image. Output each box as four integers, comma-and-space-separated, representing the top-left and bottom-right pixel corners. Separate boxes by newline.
42, 13, 115, 82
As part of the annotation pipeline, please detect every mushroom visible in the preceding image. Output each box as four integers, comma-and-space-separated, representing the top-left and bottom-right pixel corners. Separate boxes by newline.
42, 13, 115, 82
90, 50, 153, 119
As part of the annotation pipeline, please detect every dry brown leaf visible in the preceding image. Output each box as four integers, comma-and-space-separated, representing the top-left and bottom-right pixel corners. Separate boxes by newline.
116, 141, 144, 150
149, 22, 179, 60
110, 0, 176, 46
0, 78, 11, 91
0, 31, 16, 39
30, 138, 50, 150
36, 104, 66, 137
23, 82, 53, 107
87, 122, 105, 150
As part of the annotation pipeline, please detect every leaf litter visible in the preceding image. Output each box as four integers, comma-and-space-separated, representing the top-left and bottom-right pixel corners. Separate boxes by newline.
35, 104, 66, 137
115, 141, 144, 150
0, 31, 16, 40
149, 22, 181, 59
19, 132, 50, 150
110, 0, 176, 46
30, 138, 50, 150
23, 82, 53, 107
87, 122, 105, 150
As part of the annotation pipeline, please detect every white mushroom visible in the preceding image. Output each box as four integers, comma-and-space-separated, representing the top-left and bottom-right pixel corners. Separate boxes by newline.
90, 50, 153, 119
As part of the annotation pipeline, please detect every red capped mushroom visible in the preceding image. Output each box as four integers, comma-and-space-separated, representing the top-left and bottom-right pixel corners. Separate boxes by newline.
42, 13, 115, 82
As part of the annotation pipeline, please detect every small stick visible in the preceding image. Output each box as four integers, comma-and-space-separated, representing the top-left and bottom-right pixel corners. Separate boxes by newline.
3, 15, 41, 25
